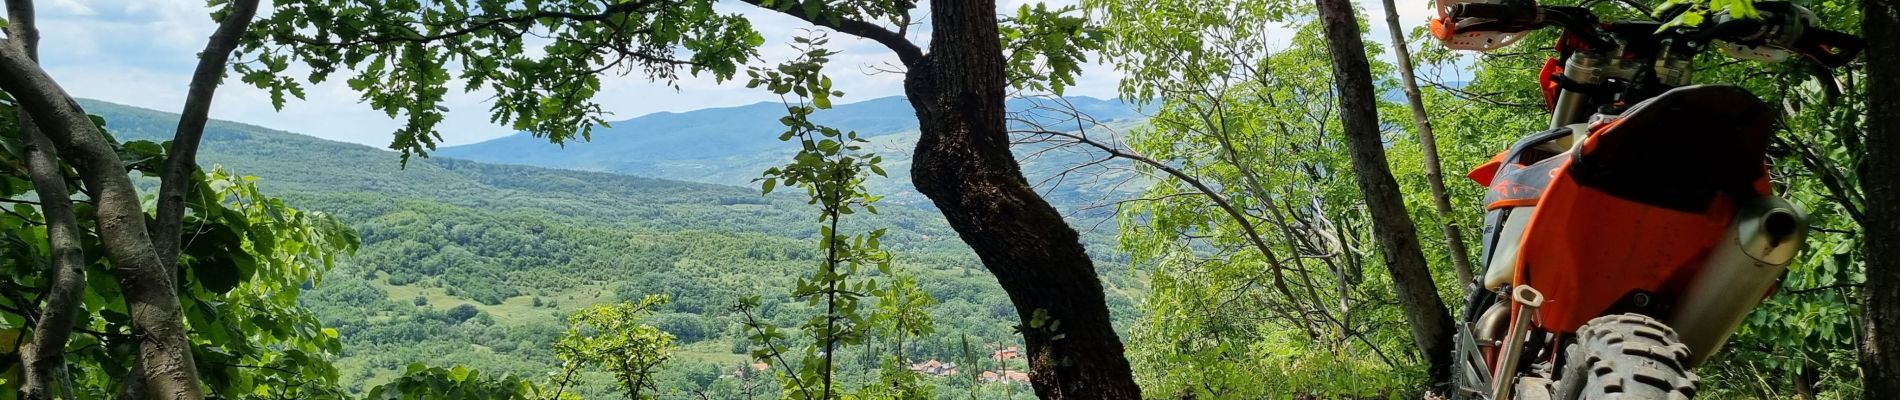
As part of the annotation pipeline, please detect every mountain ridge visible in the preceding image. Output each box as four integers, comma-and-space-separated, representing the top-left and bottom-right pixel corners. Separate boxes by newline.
435, 95, 1148, 176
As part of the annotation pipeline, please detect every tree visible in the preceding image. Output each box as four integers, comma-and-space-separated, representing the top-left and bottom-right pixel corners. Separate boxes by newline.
1861, 0, 1898, 396
1313, 0, 1456, 388
738, 39, 894, 399
2, 159, 359, 398
1081, 0, 1425, 392
248, 1, 1141, 397
0, 0, 264, 397
758, 3, 1141, 397
870, 274, 936, 362
366, 364, 547, 400
1377, 0, 1476, 287
554, 296, 676, 399
448, 304, 481, 323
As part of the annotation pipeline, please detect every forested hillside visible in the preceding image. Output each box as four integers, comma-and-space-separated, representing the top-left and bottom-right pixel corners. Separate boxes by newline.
438, 96, 1150, 213
80, 99, 1144, 397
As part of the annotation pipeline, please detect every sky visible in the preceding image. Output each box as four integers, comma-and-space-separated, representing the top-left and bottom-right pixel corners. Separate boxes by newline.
37, 0, 1436, 148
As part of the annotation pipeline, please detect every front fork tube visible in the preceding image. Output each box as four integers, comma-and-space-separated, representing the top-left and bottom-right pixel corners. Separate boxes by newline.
1548, 89, 1590, 130
1492, 286, 1546, 400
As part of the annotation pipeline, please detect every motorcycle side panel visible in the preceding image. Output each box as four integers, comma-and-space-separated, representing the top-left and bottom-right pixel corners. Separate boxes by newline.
1512, 168, 1741, 331
1503, 85, 1778, 332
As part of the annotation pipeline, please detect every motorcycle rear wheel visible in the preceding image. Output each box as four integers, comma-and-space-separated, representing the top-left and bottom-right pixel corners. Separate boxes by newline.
1553, 314, 1699, 400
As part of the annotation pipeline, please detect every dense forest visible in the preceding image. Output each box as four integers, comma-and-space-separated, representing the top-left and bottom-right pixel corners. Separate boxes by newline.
0, 0, 1891, 399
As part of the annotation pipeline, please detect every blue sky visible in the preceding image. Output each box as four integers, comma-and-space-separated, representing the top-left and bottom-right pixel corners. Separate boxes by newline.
39, 0, 1434, 148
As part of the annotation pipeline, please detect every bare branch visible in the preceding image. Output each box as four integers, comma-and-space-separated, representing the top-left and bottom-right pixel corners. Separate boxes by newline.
738, 0, 925, 65
290, 0, 664, 47
1421, 78, 1542, 109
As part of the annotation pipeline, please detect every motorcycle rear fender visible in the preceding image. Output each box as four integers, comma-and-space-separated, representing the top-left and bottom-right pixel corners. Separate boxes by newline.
1502, 85, 1780, 333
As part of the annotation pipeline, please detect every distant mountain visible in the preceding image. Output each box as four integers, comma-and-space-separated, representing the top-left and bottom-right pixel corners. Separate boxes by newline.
436, 96, 1151, 207
439, 96, 914, 169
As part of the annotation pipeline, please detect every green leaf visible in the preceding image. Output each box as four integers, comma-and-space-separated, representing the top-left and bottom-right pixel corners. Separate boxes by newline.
449, 365, 471, 382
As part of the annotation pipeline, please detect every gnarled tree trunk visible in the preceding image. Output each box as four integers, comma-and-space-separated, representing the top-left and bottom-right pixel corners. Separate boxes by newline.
1314, 0, 1457, 389
903, 2, 1142, 398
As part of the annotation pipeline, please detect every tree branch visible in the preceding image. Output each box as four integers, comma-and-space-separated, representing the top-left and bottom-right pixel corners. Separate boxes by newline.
1785, 282, 1862, 295
1422, 78, 1542, 109
288, 0, 663, 47
154, 0, 258, 273
1019, 128, 1307, 307
5, 0, 36, 55
737, 0, 924, 65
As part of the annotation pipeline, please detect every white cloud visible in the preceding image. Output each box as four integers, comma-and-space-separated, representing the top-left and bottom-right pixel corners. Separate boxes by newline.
36, 0, 1453, 149
46, 0, 95, 16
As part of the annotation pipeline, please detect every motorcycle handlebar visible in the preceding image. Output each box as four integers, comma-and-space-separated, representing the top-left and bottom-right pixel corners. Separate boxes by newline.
1445, 1, 1861, 69
1448, 3, 1530, 21
1797, 27, 1865, 68
1446, 3, 1613, 47
1447, 2, 1545, 31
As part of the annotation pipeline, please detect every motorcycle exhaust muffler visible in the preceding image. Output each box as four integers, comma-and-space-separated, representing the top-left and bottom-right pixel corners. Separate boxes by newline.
1670, 196, 1807, 367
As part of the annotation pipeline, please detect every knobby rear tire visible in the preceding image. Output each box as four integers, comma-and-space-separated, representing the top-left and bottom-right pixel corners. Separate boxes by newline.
1554, 314, 1699, 400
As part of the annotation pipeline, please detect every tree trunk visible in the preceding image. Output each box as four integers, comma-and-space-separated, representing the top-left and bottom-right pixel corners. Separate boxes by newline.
16, 111, 86, 400
7, 2, 84, 399
0, 43, 205, 400
1378, 0, 1477, 288
903, 1, 1142, 398
1860, 0, 1899, 396
1314, 0, 1457, 389
1794, 360, 1818, 399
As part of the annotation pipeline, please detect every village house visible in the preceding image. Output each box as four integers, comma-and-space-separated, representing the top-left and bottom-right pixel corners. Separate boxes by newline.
992, 346, 1021, 361
1004, 371, 1028, 382
907, 359, 959, 377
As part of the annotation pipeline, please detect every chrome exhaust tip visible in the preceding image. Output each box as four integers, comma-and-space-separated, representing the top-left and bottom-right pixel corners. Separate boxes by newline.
1745, 207, 1804, 265
1671, 196, 1808, 367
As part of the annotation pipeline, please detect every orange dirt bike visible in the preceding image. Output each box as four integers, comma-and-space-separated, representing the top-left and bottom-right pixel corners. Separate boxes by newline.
1429, 0, 1863, 398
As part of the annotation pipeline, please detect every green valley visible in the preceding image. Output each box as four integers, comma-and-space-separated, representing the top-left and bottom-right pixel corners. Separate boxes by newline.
81, 99, 1144, 398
